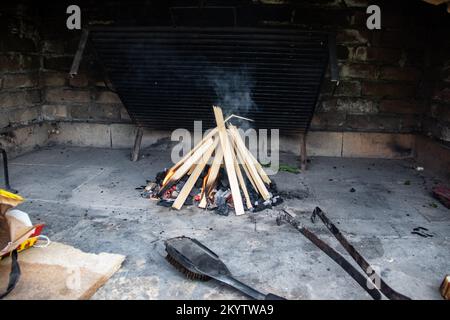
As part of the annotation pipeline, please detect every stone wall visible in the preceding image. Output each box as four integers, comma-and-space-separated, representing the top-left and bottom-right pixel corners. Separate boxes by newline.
0, 4, 41, 131
1, 0, 450, 155
37, 1, 450, 139
39, 28, 130, 125
310, 0, 443, 135
422, 42, 450, 143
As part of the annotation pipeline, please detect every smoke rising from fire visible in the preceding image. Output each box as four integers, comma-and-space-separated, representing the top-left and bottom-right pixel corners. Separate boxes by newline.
207, 68, 256, 117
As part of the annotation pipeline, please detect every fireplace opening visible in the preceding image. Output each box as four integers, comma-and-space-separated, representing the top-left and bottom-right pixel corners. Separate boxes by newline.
0, 0, 449, 301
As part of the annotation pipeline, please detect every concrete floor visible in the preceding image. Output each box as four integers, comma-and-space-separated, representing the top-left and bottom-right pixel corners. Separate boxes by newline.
4, 144, 449, 300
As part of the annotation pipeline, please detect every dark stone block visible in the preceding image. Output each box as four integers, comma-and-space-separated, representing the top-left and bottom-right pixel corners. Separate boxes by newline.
362, 82, 415, 99
43, 56, 73, 71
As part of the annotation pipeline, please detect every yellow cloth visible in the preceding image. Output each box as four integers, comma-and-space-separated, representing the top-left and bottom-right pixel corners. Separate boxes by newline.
0, 189, 24, 207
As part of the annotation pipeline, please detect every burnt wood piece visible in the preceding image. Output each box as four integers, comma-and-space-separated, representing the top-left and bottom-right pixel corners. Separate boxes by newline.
0, 148, 17, 193
432, 185, 450, 209
69, 29, 90, 77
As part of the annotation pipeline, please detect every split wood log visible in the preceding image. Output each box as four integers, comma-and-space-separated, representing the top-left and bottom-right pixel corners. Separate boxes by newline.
213, 106, 245, 215
172, 138, 218, 210
167, 128, 219, 174
228, 126, 270, 200
233, 151, 253, 209
232, 139, 258, 192
199, 145, 224, 209
228, 125, 271, 185
158, 137, 215, 196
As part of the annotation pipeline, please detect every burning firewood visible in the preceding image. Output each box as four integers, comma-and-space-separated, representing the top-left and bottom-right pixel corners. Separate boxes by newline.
142, 106, 281, 215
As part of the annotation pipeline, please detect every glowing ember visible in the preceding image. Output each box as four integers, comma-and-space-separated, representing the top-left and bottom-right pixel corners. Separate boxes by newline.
201, 167, 212, 196
162, 168, 176, 186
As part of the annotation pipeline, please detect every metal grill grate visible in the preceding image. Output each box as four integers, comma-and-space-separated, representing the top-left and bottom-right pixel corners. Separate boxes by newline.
90, 27, 329, 133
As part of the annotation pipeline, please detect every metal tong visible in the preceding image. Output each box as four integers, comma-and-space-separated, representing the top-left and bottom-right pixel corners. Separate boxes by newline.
277, 207, 410, 300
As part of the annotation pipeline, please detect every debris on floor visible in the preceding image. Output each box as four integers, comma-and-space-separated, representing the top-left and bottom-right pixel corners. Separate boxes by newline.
165, 236, 285, 300
5, 147, 450, 300
278, 164, 300, 174
140, 106, 282, 215
0, 242, 125, 300
0, 189, 45, 299
441, 275, 450, 300
432, 185, 450, 209
411, 227, 434, 238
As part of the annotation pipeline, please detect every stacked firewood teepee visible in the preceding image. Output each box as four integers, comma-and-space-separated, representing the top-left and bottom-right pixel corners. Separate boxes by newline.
156, 106, 273, 215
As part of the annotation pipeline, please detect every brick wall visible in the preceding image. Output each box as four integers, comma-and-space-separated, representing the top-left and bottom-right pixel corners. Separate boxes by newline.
0, 4, 41, 131
1, 0, 449, 145
310, 1, 437, 134
423, 37, 450, 143
0, 2, 130, 134
39, 27, 130, 124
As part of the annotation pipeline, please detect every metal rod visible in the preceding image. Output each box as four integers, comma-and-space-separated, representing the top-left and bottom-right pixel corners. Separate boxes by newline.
69, 29, 89, 78
311, 207, 411, 300
131, 127, 144, 162
328, 33, 339, 83
277, 212, 382, 300
300, 134, 307, 171
0, 148, 17, 193
224, 114, 254, 123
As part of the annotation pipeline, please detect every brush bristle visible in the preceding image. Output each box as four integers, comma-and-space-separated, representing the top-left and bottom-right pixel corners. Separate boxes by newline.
166, 254, 210, 281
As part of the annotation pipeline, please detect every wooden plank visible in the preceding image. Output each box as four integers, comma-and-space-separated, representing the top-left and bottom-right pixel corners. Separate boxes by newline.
233, 135, 270, 200
0, 242, 124, 300
228, 126, 271, 200
230, 133, 258, 192
172, 138, 218, 210
199, 145, 224, 209
170, 137, 214, 182
229, 125, 271, 184
204, 145, 224, 191
187, 164, 196, 175
198, 193, 207, 209
168, 128, 218, 173
158, 137, 215, 196
213, 106, 245, 215
233, 151, 253, 209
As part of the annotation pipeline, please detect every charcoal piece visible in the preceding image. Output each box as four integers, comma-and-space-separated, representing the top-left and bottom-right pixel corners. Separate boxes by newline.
140, 191, 151, 199
155, 170, 168, 184
176, 181, 186, 190
213, 189, 230, 216
271, 195, 284, 206
218, 168, 229, 188
200, 166, 210, 179
157, 199, 174, 207
252, 199, 272, 213
195, 177, 203, 188
214, 196, 229, 216
184, 196, 194, 206
246, 178, 260, 204
190, 187, 200, 196
268, 182, 278, 193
